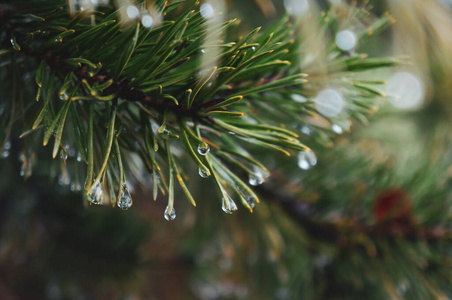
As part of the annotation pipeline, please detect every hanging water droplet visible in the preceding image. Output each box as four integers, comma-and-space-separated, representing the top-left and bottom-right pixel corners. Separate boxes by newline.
198, 167, 211, 178
197, 143, 210, 155
59, 92, 69, 101
159, 128, 171, 139
222, 195, 238, 214
249, 168, 269, 186
164, 206, 176, 221
87, 178, 103, 205
1, 140, 11, 158
117, 182, 133, 210
248, 174, 263, 186
200, 49, 206, 54
66, 145, 76, 157
331, 124, 344, 134
76, 152, 83, 162
237, 186, 257, 209
291, 94, 307, 103
58, 169, 71, 186
70, 182, 82, 192
298, 150, 317, 170
60, 149, 68, 161
300, 125, 312, 136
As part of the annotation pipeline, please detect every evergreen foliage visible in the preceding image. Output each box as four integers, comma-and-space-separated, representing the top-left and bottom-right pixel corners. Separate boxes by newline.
1, 1, 451, 299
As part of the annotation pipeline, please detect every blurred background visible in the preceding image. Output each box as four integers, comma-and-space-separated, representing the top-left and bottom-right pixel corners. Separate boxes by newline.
1, 0, 451, 299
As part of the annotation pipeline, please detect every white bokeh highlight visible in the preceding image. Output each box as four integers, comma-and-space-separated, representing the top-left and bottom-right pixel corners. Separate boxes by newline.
314, 89, 345, 117
387, 72, 425, 109
200, 3, 215, 19
335, 30, 358, 51
284, 0, 309, 16
126, 5, 139, 19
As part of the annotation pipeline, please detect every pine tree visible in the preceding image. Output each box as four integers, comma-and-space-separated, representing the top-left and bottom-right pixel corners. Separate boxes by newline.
0, 0, 450, 299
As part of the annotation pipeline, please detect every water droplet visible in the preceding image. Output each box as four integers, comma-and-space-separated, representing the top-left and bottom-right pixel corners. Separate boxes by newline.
87, 178, 103, 205
1, 140, 11, 158
66, 145, 76, 157
58, 169, 71, 186
76, 152, 83, 162
331, 120, 350, 134
200, 49, 206, 54
335, 30, 358, 51
291, 94, 307, 103
19, 152, 34, 178
197, 143, 210, 155
200, 3, 214, 19
60, 149, 68, 161
117, 182, 132, 210
126, 5, 139, 19
141, 14, 154, 28
314, 89, 345, 117
331, 124, 343, 134
248, 174, 263, 186
387, 72, 424, 109
59, 92, 69, 101
159, 128, 171, 139
70, 182, 82, 192
198, 167, 210, 178
222, 195, 238, 214
164, 206, 176, 221
284, 0, 309, 16
298, 150, 317, 170
237, 186, 257, 209
300, 125, 312, 136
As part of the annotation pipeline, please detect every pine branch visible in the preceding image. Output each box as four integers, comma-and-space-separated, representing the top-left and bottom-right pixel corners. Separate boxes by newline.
0, 0, 399, 218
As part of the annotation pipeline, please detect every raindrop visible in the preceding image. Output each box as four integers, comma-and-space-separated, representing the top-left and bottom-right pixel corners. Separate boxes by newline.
248, 173, 264, 186
222, 195, 238, 214
59, 92, 69, 101
237, 186, 257, 209
76, 152, 83, 162
70, 182, 82, 192
300, 125, 312, 136
159, 128, 171, 139
314, 89, 345, 117
58, 169, 71, 186
117, 182, 133, 210
197, 143, 210, 155
248, 168, 269, 186
331, 120, 350, 134
164, 206, 176, 221
60, 149, 68, 161
298, 150, 317, 170
126, 5, 139, 19
335, 30, 358, 51
1, 140, 11, 158
141, 14, 154, 28
66, 145, 76, 157
200, 3, 215, 19
291, 94, 307, 103
331, 124, 343, 134
198, 167, 210, 178
284, 0, 309, 16
87, 178, 103, 205
200, 49, 206, 54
